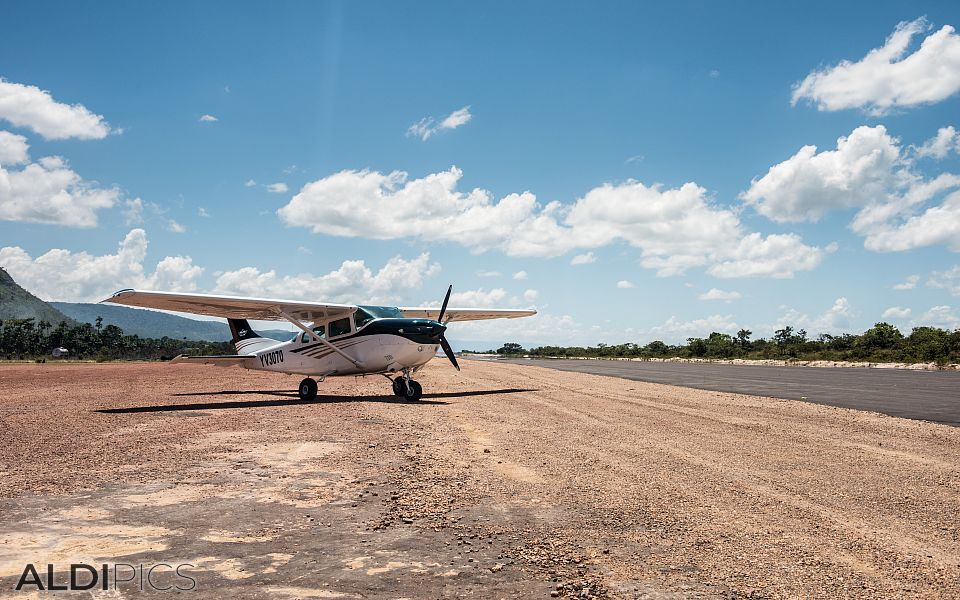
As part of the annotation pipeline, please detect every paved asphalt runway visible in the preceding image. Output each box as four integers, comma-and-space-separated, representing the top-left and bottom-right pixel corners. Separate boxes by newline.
498, 358, 960, 426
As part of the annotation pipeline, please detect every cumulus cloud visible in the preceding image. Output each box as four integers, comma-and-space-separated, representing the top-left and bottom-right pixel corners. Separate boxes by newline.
476, 270, 501, 278
741, 125, 902, 223
0, 229, 202, 301
744, 124, 960, 254
791, 18, 960, 115
198, 114, 218, 122
927, 265, 960, 296
648, 314, 739, 342
570, 252, 597, 265
894, 274, 920, 290
0, 131, 29, 165
917, 305, 960, 329
616, 280, 635, 289
882, 306, 912, 320
279, 166, 826, 279
776, 297, 854, 334
0, 78, 113, 139
698, 288, 742, 302
267, 182, 288, 194
913, 126, 960, 159
522, 289, 538, 303
407, 106, 472, 141
244, 179, 257, 187
0, 155, 118, 227
167, 219, 186, 233
512, 270, 528, 280
214, 254, 440, 305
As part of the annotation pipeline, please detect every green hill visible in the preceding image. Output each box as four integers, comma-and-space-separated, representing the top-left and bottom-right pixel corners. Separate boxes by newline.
51, 302, 295, 342
0, 268, 75, 325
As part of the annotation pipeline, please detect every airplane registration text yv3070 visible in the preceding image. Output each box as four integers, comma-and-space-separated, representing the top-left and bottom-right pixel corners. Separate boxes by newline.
101, 285, 535, 402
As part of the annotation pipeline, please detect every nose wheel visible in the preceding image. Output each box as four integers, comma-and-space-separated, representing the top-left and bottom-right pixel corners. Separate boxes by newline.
298, 377, 318, 401
391, 377, 423, 402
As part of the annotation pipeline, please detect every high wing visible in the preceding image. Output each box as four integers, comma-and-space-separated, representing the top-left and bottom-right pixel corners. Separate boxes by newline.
398, 307, 537, 322
103, 289, 356, 322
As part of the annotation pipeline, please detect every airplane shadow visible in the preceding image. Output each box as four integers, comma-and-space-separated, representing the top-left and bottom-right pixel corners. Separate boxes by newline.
96, 388, 536, 414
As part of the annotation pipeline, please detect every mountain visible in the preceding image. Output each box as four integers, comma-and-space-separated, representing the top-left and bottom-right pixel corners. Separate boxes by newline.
51, 302, 295, 342
0, 268, 76, 325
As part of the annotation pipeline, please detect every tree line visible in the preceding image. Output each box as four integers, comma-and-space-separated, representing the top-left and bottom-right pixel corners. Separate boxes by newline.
0, 317, 233, 361
475, 323, 960, 365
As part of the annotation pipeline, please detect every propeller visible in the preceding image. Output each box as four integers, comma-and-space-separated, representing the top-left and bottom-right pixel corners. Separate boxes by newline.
435, 285, 460, 371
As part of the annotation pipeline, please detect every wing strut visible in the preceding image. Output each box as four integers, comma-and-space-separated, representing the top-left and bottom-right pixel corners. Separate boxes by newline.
272, 308, 364, 369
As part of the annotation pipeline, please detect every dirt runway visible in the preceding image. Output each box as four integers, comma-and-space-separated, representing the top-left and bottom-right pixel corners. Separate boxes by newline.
0, 361, 958, 598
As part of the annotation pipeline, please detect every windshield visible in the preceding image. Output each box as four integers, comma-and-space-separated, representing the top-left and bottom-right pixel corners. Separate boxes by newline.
356, 305, 403, 322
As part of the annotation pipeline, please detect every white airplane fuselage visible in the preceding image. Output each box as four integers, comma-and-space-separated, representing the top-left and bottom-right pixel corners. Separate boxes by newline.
237, 332, 440, 377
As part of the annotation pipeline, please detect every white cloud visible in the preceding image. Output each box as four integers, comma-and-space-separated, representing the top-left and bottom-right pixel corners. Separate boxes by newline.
894, 274, 919, 290
0, 155, 118, 227
913, 126, 960, 159
267, 182, 288, 194
244, 179, 257, 187
406, 106, 472, 141
917, 305, 960, 329
512, 270, 528, 280
616, 280, 635, 289
707, 233, 831, 279
744, 124, 960, 255
279, 166, 826, 279
199, 114, 218, 122
167, 219, 186, 233
476, 270, 501, 278
859, 188, 960, 252
0, 78, 113, 139
741, 125, 902, 223
776, 297, 854, 334
443, 288, 507, 308
0, 229, 202, 301
791, 18, 960, 115
698, 288, 742, 302
882, 306, 912, 320
0, 131, 29, 165
927, 265, 960, 296
215, 254, 440, 305
123, 198, 144, 225
570, 252, 597, 265
648, 314, 739, 342
522, 289, 539, 303
450, 311, 586, 347
198, 207, 210, 218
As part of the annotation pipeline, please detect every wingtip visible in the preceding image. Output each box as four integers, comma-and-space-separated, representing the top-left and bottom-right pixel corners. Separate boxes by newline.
100, 288, 135, 304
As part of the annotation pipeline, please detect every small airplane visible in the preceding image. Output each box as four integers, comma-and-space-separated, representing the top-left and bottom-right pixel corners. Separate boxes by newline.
102, 285, 535, 402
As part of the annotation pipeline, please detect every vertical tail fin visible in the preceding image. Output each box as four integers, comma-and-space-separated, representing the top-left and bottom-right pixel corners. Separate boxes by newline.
228, 319, 261, 344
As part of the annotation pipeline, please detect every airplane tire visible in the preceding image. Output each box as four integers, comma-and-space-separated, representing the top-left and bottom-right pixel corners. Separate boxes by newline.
299, 378, 318, 401
392, 378, 406, 397
403, 380, 423, 402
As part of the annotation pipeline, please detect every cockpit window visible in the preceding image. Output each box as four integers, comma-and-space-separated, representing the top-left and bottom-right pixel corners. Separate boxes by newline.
357, 305, 403, 319
328, 317, 352, 338
353, 307, 374, 329
301, 325, 325, 343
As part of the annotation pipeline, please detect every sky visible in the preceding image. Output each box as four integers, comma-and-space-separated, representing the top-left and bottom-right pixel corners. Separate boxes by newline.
2, 1, 960, 347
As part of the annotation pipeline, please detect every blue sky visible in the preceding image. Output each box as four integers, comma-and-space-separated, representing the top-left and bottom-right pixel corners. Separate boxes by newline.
2, 1, 960, 346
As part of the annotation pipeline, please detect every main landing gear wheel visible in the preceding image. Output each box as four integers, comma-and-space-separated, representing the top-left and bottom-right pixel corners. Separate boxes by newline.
298, 377, 318, 401
392, 378, 423, 402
